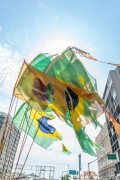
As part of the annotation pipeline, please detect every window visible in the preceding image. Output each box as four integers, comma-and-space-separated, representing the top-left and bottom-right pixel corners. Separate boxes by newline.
111, 96, 113, 103
119, 139, 120, 147
109, 79, 112, 88
111, 128, 114, 136
117, 118, 119, 124
118, 149, 120, 161
115, 141, 119, 150
113, 110, 117, 119
110, 138, 113, 145
117, 67, 120, 74
113, 127, 115, 133
112, 141, 119, 152
104, 79, 112, 102
109, 131, 112, 138
111, 107, 114, 115
112, 145, 115, 152
113, 90, 116, 100
113, 133, 117, 142
118, 162, 120, 173
117, 104, 120, 115
110, 121, 113, 128
115, 163, 119, 174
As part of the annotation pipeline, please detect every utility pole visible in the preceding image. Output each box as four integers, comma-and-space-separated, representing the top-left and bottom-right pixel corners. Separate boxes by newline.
53, 166, 55, 180
78, 154, 81, 180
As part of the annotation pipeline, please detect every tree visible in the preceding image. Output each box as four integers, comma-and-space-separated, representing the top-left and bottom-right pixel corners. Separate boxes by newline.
61, 174, 71, 180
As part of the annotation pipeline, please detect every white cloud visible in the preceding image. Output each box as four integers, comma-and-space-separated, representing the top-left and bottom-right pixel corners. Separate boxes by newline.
26, 36, 77, 61
0, 44, 23, 95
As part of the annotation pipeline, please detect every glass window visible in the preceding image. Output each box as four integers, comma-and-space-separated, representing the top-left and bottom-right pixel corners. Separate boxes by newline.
111, 128, 114, 136
115, 141, 119, 151
110, 121, 113, 128
110, 138, 113, 145
118, 149, 120, 160
118, 139, 120, 148
117, 118, 119, 124
109, 131, 112, 138
113, 90, 116, 100
117, 104, 120, 115
104, 79, 112, 102
113, 110, 117, 119
118, 162, 120, 173
112, 144, 115, 152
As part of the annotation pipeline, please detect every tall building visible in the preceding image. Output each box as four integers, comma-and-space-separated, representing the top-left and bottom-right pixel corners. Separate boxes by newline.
103, 66, 120, 175
95, 122, 115, 179
0, 112, 21, 176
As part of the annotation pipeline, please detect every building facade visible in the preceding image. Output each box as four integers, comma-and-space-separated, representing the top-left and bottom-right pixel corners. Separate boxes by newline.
96, 122, 115, 179
0, 111, 21, 176
80, 171, 98, 179
103, 66, 120, 176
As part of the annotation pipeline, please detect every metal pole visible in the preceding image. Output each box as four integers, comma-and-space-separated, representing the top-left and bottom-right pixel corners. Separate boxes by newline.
39, 166, 42, 177
35, 165, 37, 176
88, 163, 90, 179
79, 154, 81, 180
43, 166, 45, 178
53, 166, 55, 180
49, 166, 51, 180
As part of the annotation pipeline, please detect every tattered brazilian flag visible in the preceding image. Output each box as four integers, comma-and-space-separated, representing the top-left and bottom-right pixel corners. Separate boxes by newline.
13, 61, 101, 156
14, 103, 62, 149
14, 47, 120, 156
13, 51, 105, 156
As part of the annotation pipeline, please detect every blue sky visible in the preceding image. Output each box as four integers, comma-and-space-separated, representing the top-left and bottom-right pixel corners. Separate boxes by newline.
0, 0, 120, 178
1, 0, 120, 60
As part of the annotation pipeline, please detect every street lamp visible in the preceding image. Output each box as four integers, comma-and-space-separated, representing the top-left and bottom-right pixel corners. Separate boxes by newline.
88, 158, 98, 179
78, 154, 81, 180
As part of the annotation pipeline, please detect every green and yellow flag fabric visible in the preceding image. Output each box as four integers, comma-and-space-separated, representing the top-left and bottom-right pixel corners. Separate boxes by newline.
31, 53, 53, 72
14, 103, 62, 149
45, 48, 104, 128
62, 144, 71, 155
